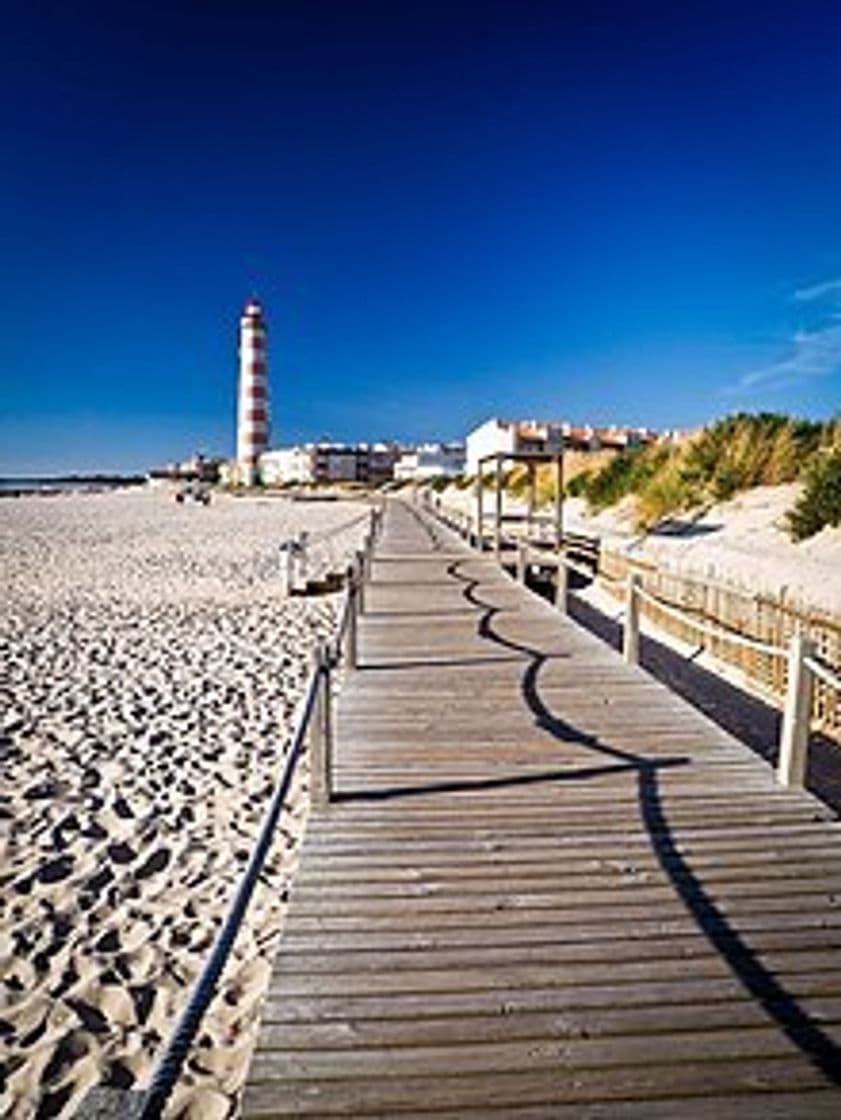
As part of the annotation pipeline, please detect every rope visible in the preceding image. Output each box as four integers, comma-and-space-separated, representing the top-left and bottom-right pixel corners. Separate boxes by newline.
306, 509, 372, 544
138, 666, 321, 1118
805, 654, 841, 693
634, 583, 787, 657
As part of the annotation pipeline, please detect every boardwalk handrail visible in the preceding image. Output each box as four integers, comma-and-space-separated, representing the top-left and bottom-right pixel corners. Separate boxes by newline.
806, 651, 841, 693
632, 579, 787, 658
279, 506, 379, 593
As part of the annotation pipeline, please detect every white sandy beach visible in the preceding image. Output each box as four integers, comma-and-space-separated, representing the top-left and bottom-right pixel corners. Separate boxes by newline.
0, 489, 369, 1118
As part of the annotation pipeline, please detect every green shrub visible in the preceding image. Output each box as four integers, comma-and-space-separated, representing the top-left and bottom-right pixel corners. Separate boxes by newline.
565, 471, 591, 498
787, 447, 841, 540
581, 445, 669, 511
427, 475, 452, 493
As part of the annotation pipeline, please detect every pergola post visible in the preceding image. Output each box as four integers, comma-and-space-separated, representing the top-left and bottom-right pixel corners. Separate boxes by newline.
527, 462, 536, 540
475, 467, 484, 550
494, 455, 503, 562
554, 452, 564, 551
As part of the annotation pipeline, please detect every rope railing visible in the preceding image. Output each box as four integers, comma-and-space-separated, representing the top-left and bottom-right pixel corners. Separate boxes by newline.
805, 653, 841, 694
79, 504, 385, 1119
279, 506, 380, 594
633, 581, 787, 658
138, 664, 322, 1118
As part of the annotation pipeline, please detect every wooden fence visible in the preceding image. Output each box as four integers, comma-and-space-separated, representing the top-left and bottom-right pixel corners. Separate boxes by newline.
597, 548, 841, 742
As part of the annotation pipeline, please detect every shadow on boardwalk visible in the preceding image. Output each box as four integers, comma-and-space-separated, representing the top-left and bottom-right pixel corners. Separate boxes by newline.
563, 585, 841, 816
346, 551, 841, 1085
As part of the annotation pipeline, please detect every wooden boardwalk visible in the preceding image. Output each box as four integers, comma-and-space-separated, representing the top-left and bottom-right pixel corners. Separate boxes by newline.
242, 500, 841, 1117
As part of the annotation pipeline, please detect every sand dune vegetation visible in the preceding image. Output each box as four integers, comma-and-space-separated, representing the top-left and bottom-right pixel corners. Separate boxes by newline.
566, 413, 840, 536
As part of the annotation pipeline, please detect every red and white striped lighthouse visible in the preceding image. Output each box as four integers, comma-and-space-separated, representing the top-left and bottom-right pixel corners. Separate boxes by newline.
236, 297, 269, 486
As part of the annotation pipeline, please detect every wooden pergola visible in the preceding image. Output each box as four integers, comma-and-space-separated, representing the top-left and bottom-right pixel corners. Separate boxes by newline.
476, 449, 564, 559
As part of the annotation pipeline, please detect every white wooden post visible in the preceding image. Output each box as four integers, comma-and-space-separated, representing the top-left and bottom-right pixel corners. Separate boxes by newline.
367, 530, 375, 576
494, 457, 503, 563
297, 532, 309, 591
517, 541, 528, 584
476, 471, 484, 551
281, 542, 294, 596
346, 579, 358, 670
355, 550, 366, 614
527, 462, 536, 538
309, 644, 332, 808
554, 452, 564, 552
623, 573, 641, 665
777, 631, 816, 788
556, 554, 568, 613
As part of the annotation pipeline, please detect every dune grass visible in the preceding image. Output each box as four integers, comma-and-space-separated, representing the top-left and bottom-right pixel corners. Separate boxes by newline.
787, 443, 841, 540
565, 413, 838, 536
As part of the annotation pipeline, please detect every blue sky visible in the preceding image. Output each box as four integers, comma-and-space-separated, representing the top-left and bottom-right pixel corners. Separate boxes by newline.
1, 0, 840, 473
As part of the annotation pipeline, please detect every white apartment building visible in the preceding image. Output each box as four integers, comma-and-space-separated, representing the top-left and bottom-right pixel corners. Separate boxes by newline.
258, 442, 399, 485
258, 446, 316, 485
465, 418, 567, 476
394, 442, 466, 482
465, 417, 660, 474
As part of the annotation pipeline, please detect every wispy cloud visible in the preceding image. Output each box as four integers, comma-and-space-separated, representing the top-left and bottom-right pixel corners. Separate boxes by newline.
794, 278, 841, 302
727, 278, 841, 395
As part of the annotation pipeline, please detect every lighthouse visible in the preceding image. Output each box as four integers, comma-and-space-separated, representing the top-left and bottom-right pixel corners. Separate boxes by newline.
236, 297, 269, 486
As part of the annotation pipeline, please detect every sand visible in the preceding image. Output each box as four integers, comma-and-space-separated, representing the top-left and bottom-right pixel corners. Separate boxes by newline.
0, 488, 370, 1118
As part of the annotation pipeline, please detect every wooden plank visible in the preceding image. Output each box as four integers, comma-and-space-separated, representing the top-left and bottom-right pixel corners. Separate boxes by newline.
255, 995, 841, 1047
241, 499, 841, 1117
242, 1058, 832, 1115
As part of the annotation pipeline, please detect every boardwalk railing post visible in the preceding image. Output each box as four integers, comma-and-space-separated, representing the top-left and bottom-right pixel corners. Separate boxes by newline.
556, 553, 568, 613
355, 550, 366, 614
366, 529, 375, 577
297, 532, 309, 591
778, 630, 816, 788
310, 643, 332, 809
623, 573, 641, 665
517, 541, 527, 584
346, 573, 358, 670
280, 541, 294, 596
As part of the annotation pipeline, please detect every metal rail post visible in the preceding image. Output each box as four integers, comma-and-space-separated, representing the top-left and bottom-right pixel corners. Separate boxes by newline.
623, 573, 641, 665
778, 631, 816, 788
309, 644, 332, 809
